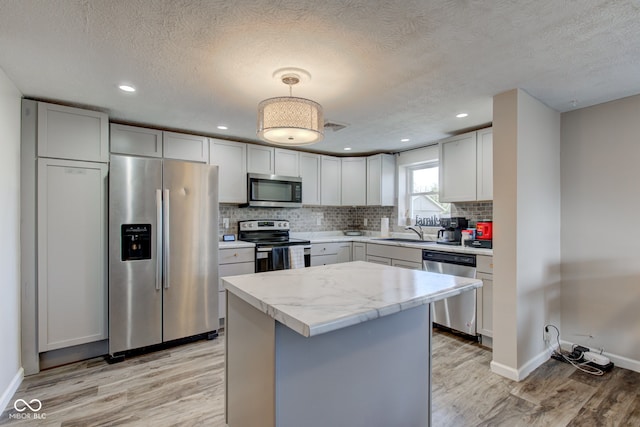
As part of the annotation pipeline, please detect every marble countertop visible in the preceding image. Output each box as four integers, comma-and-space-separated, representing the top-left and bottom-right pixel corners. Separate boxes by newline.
218, 241, 255, 249
222, 261, 482, 338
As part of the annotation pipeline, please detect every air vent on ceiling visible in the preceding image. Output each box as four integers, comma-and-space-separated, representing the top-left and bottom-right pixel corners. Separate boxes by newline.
324, 120, 348, 132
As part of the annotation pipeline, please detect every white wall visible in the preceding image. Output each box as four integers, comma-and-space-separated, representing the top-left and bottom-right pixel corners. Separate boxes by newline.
0, 67, 23, 411
492, 89, 561, 380
561, 94, 640, 371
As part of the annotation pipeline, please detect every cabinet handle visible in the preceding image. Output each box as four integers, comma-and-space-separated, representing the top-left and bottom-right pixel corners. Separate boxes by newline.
490, 263, 493, 268
234, 253, 238, 257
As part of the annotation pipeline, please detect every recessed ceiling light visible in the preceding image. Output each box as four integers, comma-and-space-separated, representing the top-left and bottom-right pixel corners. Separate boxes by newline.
344, 147, 352, 151
456, 113, 468, 118
118, 84, 136, 93
217, 125, 228, 130
401, 138, 410, 142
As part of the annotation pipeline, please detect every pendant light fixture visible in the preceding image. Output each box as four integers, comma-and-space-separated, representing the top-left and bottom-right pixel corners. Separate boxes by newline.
257, 68, 324, 146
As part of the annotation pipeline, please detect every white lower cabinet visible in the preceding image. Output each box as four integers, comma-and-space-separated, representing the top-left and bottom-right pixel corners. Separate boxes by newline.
352, 242, 366, 261
365, 243, 422, 270
476, 255, 494, 340
37, 158, 108, 352
218, 248, 255, 320
311, 242, 352, 266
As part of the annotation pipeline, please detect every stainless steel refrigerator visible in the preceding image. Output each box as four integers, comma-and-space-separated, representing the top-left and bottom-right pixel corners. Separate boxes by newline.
108, 154, 219, 358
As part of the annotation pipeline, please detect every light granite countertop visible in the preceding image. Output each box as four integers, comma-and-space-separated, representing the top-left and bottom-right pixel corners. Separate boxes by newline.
222, 261, 482, 338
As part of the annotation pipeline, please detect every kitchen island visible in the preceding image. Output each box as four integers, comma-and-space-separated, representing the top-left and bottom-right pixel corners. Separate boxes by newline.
222, 261, 482, 427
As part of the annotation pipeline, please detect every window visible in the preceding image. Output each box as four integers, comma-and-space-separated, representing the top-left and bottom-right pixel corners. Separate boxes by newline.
407, 162, 450, 224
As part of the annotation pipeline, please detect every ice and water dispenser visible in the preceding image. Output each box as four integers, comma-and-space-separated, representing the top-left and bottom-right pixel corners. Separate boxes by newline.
121, 224, 151, 261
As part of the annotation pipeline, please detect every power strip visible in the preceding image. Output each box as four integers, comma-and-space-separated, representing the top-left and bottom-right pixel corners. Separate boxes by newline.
583, 351, 610, 366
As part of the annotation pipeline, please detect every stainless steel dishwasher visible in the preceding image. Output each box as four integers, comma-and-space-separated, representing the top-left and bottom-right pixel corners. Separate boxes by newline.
422, 249, 478, 340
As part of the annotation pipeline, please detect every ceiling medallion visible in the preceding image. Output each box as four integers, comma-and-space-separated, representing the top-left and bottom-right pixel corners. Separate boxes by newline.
257, 68, 324, 146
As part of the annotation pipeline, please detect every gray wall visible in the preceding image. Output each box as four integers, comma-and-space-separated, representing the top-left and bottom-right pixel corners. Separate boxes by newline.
0, 67, 22, 410
561, 93, 640, 370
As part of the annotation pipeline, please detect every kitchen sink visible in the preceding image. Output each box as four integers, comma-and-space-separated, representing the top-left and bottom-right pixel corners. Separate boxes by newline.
373, 238, 436, 245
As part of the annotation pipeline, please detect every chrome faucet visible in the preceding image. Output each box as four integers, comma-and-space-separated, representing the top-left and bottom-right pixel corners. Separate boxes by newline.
405, 226, 424, 240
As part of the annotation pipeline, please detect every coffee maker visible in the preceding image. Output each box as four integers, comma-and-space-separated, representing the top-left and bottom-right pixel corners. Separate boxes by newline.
437, 217, 469, 245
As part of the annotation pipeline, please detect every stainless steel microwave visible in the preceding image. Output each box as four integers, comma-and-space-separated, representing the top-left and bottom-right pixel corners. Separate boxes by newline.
245, 173, 302, 208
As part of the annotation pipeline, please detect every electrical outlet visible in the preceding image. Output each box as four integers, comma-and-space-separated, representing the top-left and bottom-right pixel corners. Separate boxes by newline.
222, 218, 229, 229
543, 327, 550, 343
316, 216, 322, 226
363, 218, 368, 226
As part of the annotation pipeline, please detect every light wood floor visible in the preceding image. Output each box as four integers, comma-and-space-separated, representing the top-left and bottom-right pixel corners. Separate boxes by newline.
2, 330, 639, 426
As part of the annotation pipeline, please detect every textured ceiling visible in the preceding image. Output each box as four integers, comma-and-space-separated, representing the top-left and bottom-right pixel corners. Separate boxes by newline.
1, 0, 639, 154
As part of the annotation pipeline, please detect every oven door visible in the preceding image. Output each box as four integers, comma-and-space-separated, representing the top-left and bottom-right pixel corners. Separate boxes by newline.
256, 246, 311, 272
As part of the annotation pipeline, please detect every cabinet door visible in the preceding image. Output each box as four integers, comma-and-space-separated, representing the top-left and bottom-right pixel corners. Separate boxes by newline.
320, 155, 341, 205
210, 139, 247, 204
300, 153, 321, 205
219, 261, 255, 319
341, 157, 366, 206
163, 131, 209, 163
353, 243, 366, 261
477, 273, 493, 337
439, 133, 477, 202
110, 123, 163, 157
275, 148, 299, 177
336, 243, 352, 263
476, 128, 493, 201
37, 158, 108, 351
247, 145, 275, 174
37, 102, 108, 162
367, 154, 395, 206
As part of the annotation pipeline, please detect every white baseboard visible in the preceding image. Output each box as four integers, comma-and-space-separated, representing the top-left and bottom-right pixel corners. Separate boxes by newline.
560, 339, 640, 373
0, 367, 23, 414
490, 347, 552, 382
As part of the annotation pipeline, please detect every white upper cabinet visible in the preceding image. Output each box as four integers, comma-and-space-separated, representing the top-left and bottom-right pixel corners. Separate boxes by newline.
299, 152, 321, 205
110, 124, 163, 157
320, 155, 341, 206
210, 139, 247, 204
367, 154, 395, 206
247, 145, 275, 175
274, 148, 300, 177
476, 128, 493, 201
163, 131, 209, 163
439, 132, 478, 202
37, 102, 108, 163
341, 157, 367, 206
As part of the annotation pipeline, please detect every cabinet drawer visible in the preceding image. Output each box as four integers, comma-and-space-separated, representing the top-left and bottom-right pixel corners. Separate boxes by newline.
311, 243, 341, 256
311, 254, 338, 266
391, 259, 423, 270
219, 248, 254, 264
477, 255, 493, 274
366, 255, 392, 266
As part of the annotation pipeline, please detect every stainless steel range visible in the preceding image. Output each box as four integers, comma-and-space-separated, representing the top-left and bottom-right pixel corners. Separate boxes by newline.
238, 220, 311, 271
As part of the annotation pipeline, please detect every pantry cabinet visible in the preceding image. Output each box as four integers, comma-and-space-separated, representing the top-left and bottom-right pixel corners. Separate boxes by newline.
210, 139, 247, 204
163, 131, 209, 163
439, 128, 493, 202
320, 155, 341, 205
341, 157, 367, 206
110, 123, 163, 157
367, 154, 395, 206
37, 101, 109, 162
247, 145, 275, 174
300, 152, 321, 205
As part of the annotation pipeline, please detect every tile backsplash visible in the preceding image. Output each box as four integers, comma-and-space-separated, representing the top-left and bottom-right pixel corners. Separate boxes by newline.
219, 202, 492, 237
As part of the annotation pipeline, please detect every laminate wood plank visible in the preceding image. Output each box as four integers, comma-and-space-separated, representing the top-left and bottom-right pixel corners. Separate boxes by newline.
2, 330, 639, 427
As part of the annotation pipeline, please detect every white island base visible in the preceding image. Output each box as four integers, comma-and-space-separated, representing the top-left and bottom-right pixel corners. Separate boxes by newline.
226, 292, 431, 427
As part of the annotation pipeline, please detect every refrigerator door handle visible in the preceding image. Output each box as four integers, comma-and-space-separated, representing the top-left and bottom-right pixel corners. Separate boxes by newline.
163, 189, 170, 288
156, 189, 163, 291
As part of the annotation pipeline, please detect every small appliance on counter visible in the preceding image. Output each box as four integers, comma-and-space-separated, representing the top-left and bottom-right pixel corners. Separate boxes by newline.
437, 217, 469, 245
464, 220, 493, 249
